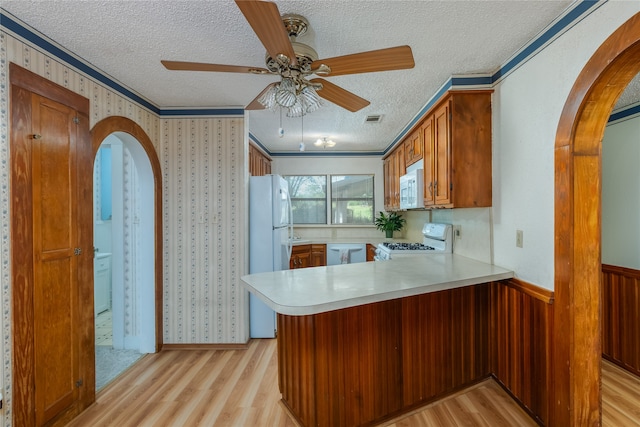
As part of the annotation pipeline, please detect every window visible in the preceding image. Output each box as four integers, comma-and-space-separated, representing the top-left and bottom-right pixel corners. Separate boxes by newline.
331, 175, 374, 225
285, 175, 327, 224
284, 174, 374, 225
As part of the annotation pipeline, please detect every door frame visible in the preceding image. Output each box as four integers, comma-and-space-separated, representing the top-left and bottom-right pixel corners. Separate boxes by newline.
10, 63, 94, 426
552, 12, 640, 426
90, 116, 163, 352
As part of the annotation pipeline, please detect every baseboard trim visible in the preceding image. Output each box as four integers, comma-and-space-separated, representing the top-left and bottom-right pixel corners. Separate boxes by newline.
161, 342, 250, 351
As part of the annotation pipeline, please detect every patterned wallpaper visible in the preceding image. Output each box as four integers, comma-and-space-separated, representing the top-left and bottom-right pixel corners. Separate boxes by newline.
1, 25, 248, 426
162, 118, 247, 344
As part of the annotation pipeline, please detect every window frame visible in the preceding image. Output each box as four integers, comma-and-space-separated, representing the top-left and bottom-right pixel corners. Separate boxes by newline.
284, 173, 375, 226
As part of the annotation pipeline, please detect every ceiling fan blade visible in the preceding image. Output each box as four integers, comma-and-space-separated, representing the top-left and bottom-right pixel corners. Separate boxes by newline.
310, 78, 370, 112
312, 45, 415, 77
161, 60, 270, 74
246, 82, 277, 110
235, 0, 297, 66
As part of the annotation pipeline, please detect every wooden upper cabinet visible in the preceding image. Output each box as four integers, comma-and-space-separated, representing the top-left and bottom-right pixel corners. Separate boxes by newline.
384, 90, 492, 211
383, 157, 392, 210
383, 135, 407, 211
249, 144, 271, 176
423, 91, 493, 208
393, 144, 405, 210
433, 102, 451, 205
404, 128, 423, 166
422, 116, 436, 206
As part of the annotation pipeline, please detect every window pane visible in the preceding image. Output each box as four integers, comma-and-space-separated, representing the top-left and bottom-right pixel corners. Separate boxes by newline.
284, 175, 327, 224
331, 175, 374, 225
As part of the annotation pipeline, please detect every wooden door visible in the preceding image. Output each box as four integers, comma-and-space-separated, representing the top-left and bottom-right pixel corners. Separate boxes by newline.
433, 102, 451, 205
32, 93, 82, 425
11, 64, 93, 426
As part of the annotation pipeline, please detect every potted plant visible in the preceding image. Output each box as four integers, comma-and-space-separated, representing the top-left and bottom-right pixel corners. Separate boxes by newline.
374, 211, 406, 238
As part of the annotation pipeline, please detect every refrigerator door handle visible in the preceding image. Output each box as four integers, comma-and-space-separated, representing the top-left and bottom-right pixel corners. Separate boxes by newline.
287, 190, 293, 261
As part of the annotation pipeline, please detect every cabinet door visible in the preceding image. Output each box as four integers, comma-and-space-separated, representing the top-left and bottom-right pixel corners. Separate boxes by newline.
290, 245, 311, 269
404, 129, 423, 166
422, 117, 435, 206
433, 102, 451, 205
393, 145, 405, 210
383, 157, 391, 210
366, 244, 377, 262
297, 251, 311, 268
310, 244, 326, 267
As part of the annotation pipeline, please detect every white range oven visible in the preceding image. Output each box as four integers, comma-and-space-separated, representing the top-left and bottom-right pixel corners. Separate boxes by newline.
375, 223, 453, 260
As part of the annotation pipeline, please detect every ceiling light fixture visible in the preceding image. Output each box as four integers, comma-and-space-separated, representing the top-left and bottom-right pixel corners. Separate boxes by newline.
258, 77, 323, 117
314, 137, 336, 148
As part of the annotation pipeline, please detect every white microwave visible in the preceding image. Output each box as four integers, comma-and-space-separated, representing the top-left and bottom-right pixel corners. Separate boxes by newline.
399, 169, 424, 209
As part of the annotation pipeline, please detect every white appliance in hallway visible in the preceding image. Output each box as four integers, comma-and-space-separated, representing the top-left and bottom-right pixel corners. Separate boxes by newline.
249, 175, 293, 338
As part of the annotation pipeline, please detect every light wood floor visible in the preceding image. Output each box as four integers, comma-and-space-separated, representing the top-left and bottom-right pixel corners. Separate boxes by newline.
67, 339, 640, 427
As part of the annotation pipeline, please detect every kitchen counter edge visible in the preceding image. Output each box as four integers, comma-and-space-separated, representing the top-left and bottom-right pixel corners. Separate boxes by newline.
241, 254, 514, 316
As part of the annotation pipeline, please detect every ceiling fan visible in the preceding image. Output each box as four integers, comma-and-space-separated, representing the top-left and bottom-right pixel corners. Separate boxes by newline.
161, 0, 415, 116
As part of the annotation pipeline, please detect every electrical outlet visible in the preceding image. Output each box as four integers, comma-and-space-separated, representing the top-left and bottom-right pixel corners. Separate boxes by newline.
211, 214, 219, 223
516, 230, 524, 248
198, 213, 206, 224
454, 225, 462, 239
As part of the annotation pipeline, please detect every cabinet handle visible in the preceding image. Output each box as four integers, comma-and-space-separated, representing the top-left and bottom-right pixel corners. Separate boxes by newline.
428, 182, 433, 196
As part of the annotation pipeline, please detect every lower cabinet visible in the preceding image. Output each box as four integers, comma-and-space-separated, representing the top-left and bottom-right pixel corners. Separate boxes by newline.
290, 245, 311, 269
366, 243, 377, 262
291, 244, 326, 269
310, 244, 326, 267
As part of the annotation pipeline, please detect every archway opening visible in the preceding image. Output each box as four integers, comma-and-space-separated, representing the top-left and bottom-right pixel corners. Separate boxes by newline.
553, 12, 640, 426
93, 131, 156, 390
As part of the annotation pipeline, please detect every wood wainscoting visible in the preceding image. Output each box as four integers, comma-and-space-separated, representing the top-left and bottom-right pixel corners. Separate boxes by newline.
277, 279, 556, 427
602, 264, 640, 377
490, 278, 554, 426
277, 285, 493, 427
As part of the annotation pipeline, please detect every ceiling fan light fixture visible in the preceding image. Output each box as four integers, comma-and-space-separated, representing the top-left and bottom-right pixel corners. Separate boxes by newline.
314, 137, 336, 148
300, 85, 322, 111
275, 78, 298, 107
258, 84, 278, 109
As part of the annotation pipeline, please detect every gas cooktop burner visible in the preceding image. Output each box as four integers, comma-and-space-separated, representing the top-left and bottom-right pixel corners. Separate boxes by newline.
382, 242, 435, 251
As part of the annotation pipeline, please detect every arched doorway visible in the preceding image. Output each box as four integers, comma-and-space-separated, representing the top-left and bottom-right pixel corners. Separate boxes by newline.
553, 12, 640, 426
91, 117, 163, 353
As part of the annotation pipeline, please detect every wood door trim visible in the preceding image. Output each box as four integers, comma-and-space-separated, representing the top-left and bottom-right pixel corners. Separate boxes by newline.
90, 116, 164, 352
9, 63, 88, 112
553, 12, 640, 427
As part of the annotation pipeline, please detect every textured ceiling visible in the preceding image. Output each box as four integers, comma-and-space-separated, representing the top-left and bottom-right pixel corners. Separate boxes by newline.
2, 1, 638, 153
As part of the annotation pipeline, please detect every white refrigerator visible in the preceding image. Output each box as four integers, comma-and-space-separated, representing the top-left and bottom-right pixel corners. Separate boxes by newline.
249, 174, 293, 338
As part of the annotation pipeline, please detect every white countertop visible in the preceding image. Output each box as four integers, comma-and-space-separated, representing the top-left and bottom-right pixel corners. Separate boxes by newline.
241, 254, 514, 316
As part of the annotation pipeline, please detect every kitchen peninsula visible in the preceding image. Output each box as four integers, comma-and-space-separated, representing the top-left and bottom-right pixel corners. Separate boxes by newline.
241, 255, 513, 426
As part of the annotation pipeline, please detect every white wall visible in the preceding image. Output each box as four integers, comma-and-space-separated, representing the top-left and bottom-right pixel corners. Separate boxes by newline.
602, 114, 640, 270
491, 2, 640, 290
404, 208, 493, 264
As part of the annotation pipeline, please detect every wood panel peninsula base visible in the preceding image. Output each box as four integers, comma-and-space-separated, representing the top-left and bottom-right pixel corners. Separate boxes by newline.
241, 255, 514, 427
